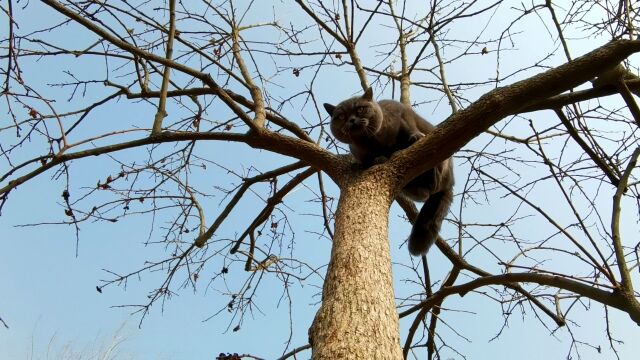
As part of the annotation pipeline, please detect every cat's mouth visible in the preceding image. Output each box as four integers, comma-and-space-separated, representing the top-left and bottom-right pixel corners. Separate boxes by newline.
342, 122, 375, 142
345, 117, 370, 132
335, 116, 375, 142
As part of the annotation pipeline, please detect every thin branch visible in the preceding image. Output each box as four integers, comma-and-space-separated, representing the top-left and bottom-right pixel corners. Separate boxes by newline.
194, 161, 307, 248
151, 0, 176, 135
294, 0, 347, 47
545, 0, 572, 61
616, 78, 640, 128
403, 268, 460, 359
230, 167, 317, 254
41, 0, 257, 130
429, 31, 458, 113
395, 197, 565, 326
479, 169, 616, 283
276, 344, 311, 360
125, 87, 313, 142
611, 146, 640, 290
387, 0, 410, 105
231, 23, 265, 129
4, 0, 15, 92
555, 109, 620, 186
530, 121, 617, 281
317, 172, 335, 239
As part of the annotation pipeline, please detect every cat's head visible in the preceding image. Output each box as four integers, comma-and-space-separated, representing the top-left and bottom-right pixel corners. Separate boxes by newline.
323, 87, 383, 144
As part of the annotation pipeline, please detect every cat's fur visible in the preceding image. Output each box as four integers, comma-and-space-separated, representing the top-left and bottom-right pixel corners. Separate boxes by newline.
324, 87, 454, 255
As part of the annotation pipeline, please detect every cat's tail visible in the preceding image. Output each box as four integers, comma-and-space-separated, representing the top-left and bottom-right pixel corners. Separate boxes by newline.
408, 188, 453, 256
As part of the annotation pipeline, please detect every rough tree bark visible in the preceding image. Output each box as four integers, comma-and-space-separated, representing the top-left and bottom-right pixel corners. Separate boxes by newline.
309, 163, 403, 359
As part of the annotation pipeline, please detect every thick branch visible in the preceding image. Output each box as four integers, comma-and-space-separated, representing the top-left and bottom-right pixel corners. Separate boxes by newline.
409, 273, 638, 324
392, 40, 640, 183
521, 79, 640, 112
1, 130, 344, 196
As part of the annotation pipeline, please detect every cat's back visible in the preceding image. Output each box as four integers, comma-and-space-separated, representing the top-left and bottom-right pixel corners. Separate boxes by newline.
377, 99, 407, 115
378, 100, 435, 132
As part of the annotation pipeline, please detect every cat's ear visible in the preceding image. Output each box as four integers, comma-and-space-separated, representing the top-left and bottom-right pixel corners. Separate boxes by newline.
323, 103, 336, 116
362, 87, 373, 101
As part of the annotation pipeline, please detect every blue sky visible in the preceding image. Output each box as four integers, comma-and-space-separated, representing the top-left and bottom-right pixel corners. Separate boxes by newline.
2, 1, 640, 359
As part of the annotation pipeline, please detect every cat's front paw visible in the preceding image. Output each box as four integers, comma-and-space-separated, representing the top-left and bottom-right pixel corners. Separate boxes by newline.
408, 132, 425, 144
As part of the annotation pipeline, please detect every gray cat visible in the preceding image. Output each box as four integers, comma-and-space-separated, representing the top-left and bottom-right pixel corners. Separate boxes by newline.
324, 87, 454, 255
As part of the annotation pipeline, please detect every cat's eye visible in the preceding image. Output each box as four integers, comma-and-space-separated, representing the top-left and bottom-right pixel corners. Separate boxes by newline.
356, 106, 366, 115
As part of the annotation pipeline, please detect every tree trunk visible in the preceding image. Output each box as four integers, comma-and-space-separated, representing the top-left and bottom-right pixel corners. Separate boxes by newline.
309, 168, 403, 359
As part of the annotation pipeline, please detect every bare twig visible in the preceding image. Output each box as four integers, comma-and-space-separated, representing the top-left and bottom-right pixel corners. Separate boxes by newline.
151, 0, 176, 134
611, 147, 640, 290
